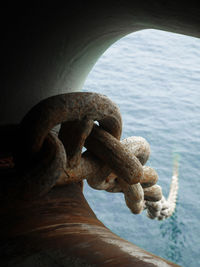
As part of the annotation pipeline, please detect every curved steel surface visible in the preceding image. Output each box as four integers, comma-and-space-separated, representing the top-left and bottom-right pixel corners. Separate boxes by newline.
0, 184, 179, 266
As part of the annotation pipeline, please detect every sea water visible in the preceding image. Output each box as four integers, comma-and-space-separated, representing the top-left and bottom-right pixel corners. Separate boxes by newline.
83, 29, 200, 267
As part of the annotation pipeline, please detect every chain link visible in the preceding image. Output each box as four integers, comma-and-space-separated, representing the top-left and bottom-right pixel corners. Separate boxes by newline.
0, 92, 178, 219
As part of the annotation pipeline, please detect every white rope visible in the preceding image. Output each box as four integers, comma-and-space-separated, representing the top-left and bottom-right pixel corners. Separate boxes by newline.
145, 156, 179, 220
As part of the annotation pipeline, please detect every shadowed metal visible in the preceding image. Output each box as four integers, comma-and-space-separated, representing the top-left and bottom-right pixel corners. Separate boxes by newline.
1, 3, 197, 266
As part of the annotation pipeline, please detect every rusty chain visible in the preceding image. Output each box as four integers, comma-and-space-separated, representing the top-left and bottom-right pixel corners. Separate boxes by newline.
0, 92, 178, 219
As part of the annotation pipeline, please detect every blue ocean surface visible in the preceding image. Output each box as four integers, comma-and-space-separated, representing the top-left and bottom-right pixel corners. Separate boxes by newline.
83, 29, 200, 267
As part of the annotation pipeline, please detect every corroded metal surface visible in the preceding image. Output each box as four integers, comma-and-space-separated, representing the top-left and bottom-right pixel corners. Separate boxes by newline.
143, 185, 163, 202
56, 151, 111, 187
121, 136, 150, 165
85, 126, 143, 185
58, 118, 94, 168
140, 166, 159, 188
118, 178, 144, 214
1, 93, 122, 201
0, 184, 180, 267
19, 92, 122, 158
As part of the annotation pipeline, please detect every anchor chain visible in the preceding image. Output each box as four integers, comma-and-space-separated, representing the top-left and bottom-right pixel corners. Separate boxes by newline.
0, 92, 178, 219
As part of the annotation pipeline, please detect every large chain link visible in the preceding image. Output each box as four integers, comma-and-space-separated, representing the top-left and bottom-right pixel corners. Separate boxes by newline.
0, 92, 178, 219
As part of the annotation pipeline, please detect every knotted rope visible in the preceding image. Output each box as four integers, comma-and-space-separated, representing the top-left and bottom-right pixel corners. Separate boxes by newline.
0, 92, 178, 219
145, 158, 179, 220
